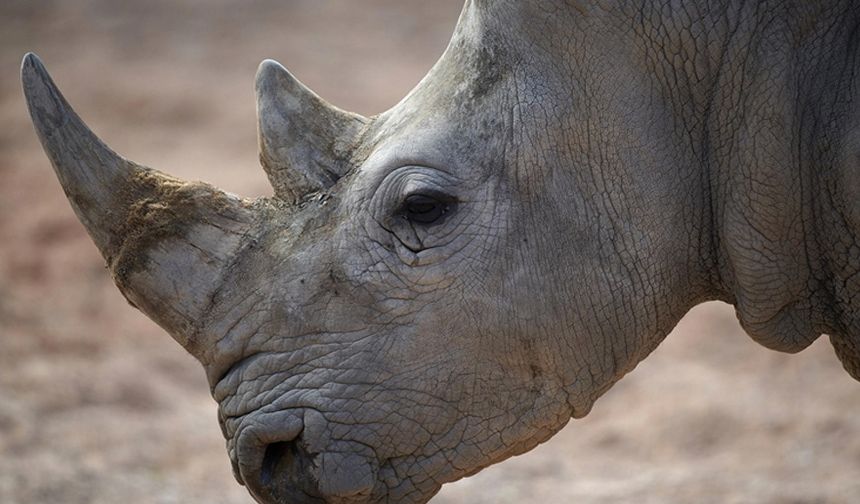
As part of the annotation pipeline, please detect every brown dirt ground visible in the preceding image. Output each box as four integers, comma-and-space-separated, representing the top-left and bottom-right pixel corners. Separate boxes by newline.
1, 2, 859, 503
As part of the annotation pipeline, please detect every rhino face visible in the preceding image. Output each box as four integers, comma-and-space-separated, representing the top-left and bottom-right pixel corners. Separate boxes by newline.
208, 56, 576, 502
22, 2, 708, 503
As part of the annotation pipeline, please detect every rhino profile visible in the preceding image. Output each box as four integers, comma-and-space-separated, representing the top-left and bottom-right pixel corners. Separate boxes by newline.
21, 0, 860, 502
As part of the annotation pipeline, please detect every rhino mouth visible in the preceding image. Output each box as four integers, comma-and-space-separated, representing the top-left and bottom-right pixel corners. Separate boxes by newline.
234, 409, 380, 504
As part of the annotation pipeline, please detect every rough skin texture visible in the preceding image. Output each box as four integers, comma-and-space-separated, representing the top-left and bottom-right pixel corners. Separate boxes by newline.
22, 0, 860, 502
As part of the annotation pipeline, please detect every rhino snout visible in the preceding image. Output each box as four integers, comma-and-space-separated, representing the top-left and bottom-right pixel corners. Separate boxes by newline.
236, 410, 379, 504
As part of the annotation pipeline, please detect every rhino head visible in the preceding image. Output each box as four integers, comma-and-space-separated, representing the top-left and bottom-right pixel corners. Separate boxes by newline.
22, 0, 860, 502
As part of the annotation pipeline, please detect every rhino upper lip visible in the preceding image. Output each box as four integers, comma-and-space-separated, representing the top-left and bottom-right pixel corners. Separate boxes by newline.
212, 350, 270, 395
213, 347, 319, 405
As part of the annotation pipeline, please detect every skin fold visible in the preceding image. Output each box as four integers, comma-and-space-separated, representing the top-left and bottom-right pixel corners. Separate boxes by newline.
21, 0, 860, 502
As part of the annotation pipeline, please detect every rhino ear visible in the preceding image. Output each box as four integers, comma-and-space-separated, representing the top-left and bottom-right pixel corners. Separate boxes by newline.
256, 59, 368, 200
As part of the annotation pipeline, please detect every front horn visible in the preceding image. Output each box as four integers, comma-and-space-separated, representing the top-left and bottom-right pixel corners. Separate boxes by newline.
21, 53, 262, 362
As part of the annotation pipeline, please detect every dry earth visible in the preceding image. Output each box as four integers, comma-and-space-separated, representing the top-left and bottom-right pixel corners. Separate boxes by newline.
1, 2, 859, 503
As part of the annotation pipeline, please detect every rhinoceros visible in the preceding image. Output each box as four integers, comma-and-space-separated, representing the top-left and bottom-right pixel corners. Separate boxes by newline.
21, 0, 860, 502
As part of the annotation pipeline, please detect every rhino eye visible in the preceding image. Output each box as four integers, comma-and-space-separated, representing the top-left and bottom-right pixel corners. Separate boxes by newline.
402, 193, 452, 224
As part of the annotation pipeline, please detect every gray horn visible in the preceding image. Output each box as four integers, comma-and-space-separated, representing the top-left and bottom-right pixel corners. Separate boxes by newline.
255, 59, 367, 200
21, 53, 260, 362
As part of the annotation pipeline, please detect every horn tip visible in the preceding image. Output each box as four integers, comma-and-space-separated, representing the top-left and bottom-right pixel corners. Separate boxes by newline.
21, 52, 42, 71
21, 52, 68, 134
21, 52, 49, 96
255, 58, 296, 94
256, 58, 286, 76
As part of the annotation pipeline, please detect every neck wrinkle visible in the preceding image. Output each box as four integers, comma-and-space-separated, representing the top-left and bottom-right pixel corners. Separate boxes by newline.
704, 2, 860, 351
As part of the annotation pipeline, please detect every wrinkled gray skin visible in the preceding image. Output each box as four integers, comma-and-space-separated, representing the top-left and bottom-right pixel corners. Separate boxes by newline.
21, 0, 860, 502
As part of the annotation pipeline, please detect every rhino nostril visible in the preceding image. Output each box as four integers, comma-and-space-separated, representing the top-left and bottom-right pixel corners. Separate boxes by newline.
256, 438, 326, 502
254, 440, 379, 503
260, 439, 314, 488
238, 412, 378, 503
235, 411, 314, 501
260, 441, 287, 487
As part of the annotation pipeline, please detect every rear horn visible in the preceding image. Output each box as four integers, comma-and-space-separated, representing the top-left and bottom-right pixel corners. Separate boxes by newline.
255, 59, 368, 200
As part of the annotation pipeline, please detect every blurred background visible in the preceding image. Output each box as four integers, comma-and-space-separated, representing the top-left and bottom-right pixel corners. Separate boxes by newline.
1, 1, 858, 503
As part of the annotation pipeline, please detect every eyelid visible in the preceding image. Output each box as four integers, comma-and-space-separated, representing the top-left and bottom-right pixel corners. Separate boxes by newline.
365, 165, 462, 231
403, 188, 457, 204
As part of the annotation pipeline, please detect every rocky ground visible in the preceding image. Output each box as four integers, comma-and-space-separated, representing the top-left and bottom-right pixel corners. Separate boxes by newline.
1, 2, 858, 503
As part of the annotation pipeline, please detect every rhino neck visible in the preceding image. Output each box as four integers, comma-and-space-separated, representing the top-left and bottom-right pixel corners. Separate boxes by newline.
700, 2, 860, 364
472, 1, 860, 372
